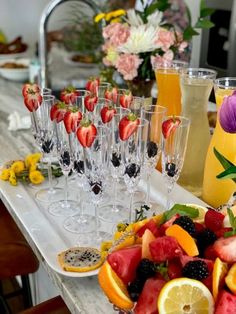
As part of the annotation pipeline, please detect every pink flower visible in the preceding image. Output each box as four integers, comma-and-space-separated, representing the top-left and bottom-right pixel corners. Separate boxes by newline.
115, 53, 143, 80
178, 41, 188, 52
102, 23, 130, 47
155, 29, 175, 51
175, 31, 188, 52
151, 50, 174, 69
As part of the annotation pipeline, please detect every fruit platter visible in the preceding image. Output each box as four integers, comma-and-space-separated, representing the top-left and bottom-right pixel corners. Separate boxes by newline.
98, 203, 236, 314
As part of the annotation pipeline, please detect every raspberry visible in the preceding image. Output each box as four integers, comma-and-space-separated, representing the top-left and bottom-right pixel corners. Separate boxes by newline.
204, 209, 224, 232
173, 216, 195, 236
182, 260, 209, 280
196, 228, 217, 256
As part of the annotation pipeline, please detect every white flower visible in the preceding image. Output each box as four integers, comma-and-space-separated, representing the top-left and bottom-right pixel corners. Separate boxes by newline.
147, 11, 163, 28
126, 9, 144, 26
118, 25, 158, 54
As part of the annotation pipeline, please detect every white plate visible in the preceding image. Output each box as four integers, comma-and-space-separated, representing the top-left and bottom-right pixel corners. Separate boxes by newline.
64, 54, 97, 68
0, 58, 29, 82
0, 51, 27, 60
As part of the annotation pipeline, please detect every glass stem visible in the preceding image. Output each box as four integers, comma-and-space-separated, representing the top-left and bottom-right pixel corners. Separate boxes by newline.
166, 182, 173, 210
47, 159, 54, 192
94, 202, 99, 238
129, 191, 134, 223
64, 174, 69, 206
145, 172, 151, 206
112, 178, 118, 212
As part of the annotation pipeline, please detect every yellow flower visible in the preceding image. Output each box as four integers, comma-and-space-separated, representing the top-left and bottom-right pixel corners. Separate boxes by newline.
29, 163, 37, 172
105, 9, 126, 22
110, 17, 121, 24
29, 170, 45, 185
105, 47, 119, 66
25, 153, 42, 168
94, 12, 105, 23
0, 169, 10, 181
10, 160, 25, 174
9, 170, 17, 186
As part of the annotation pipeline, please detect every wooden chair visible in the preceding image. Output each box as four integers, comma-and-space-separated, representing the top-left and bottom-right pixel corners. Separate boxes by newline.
0, 200, 39, 313
18, 296, 71, 314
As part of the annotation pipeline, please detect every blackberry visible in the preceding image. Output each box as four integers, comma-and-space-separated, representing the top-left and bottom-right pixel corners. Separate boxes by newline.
111, 152, 121, 167
182, 260, 209, 280
90, 181, 102, 195
147, 141, 158, 158
165, 162, 177, 177
196, 228, 217, 255
136, 259, 156, 281
127, 278, 144, 301
42, 139, 53, 153
125, 163, 140, 178
173, 216, 196, 236
60, 151, 70, 167
74, 160, 84, 174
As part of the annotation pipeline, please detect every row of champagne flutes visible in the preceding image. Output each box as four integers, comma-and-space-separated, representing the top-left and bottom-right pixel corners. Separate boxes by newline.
24, 81, 190, 247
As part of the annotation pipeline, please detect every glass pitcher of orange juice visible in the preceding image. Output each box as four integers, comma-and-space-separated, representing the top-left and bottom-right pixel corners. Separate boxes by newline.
153, 60, 188, 116
202, 78, 236, 208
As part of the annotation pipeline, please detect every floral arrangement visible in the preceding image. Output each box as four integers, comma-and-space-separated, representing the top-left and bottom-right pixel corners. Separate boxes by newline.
214, 91, 236, 182
94, 0, 214, 84
0, 153, 62, 186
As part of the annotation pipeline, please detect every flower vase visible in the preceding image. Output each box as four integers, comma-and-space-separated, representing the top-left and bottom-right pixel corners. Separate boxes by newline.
126, 78, 154, 110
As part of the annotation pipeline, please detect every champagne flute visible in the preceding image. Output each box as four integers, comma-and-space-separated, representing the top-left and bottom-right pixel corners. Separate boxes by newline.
161, 116, 190, 209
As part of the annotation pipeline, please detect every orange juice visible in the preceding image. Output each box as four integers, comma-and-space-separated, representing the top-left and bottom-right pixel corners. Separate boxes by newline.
202, 85, 236, 208
155, 69, 181, 116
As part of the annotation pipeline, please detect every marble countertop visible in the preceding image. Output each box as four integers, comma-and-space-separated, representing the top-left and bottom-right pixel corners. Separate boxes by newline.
0, 77, 207, 313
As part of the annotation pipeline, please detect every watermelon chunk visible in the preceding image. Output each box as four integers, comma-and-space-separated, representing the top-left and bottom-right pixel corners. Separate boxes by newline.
136, 219, 160, 237
134, 277, 166, 314
215, 290, 236, 314
107, 245, 142, 284
149, 236, 182, 262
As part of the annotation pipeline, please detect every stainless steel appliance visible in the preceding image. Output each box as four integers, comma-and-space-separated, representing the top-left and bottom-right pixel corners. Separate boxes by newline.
200, 0, 236, 77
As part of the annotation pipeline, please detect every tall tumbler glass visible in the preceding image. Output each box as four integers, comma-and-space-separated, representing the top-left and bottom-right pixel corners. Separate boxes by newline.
178, 68, 217, 196
202, 78, 236, 208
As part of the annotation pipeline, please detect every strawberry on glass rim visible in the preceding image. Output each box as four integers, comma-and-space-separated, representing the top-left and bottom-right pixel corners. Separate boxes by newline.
22, 83, 40, 98
50, 101, 68, 123
76, 119, 97, 148
98, 204, 236, 314
84, 94, 98, 112
119, 113, 140, 141
60, 85, 80, 104
104, 86, 118, 104
63, 107, 82, 134
100, 105, 117, 124
119, 90, 133, 109
85, 77, 100, 95
162, 116, 181, 139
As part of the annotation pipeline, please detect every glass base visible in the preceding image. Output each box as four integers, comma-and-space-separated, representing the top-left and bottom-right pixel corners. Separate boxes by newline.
29, 178, 59, 190
99, 203, 128, 223
75, 230, 111, 248
48, 200, 79, 217
63, 214, 96, 233
35, 187, 63, 203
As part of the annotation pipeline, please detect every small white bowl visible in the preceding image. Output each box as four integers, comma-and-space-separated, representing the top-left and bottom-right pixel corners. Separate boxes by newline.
0, 58, 30, 82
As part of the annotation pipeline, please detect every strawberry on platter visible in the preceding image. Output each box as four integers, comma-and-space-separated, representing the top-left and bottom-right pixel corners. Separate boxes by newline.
60, 85, 80, 104
76, 119, 97, 148
98, 204, 236, 314
119, 90, 133, 108
63, 107, 82, 134
104, 86, 118, 104
119, 113, 140, 141
100, 105, 117, 124
84, 94, 98, 112
85, 77, 100, 95
50, 101, 68, 122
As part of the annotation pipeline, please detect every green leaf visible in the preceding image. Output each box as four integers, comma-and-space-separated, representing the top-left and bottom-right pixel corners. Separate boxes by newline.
200, 8, 215, 18
195, 19, 214, 29
183, 26, 199, 41
216, 166, 236, 183
161, 204, 199, 224
213, 147, 235, 168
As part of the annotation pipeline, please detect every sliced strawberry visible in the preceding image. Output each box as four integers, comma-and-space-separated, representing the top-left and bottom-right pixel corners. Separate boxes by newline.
162, 116, 181, 139
194, 222, 205, 234
60, 86, 80, 104
149, 236, 183, 262
24, 93, 42, 112
204, 245, 218, 260
85, 77, 100, 94
104, 86, 118, 103
215, 227, 233, 238
22, 83, 40, 98
167, 258, 182, 279
204, 209, 225, 232
213, 235, 236, 263
100, 105, 117, 124
63, 108, 82, 134
50, 102, 67, 122
84, 94, 98, 112
76, 119, 97, 147
119, 90, 133, 108
119, 113, 140, 141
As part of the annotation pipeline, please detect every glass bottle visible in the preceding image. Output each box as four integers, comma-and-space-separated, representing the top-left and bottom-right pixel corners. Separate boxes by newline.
178, 68, 217, 196
202, 77, 236, 208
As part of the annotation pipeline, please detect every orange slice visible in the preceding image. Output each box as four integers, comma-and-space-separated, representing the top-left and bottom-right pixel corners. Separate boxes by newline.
212, 257, 228, 300
98, 261, 134, 310
165, 224, 199, 256
225, 263, 236, 294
